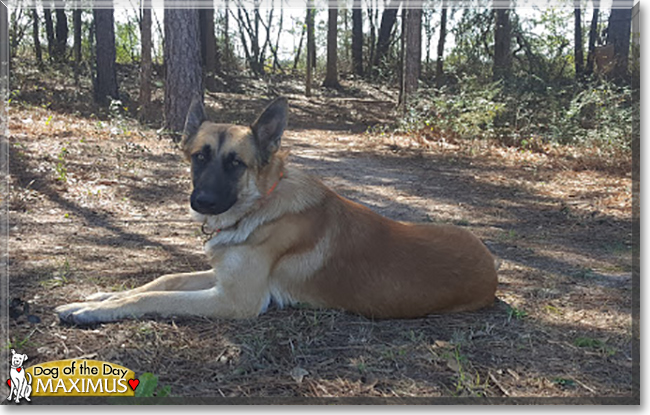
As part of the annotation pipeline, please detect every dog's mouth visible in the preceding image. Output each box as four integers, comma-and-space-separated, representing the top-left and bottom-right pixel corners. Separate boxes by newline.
190, 204, 241, 235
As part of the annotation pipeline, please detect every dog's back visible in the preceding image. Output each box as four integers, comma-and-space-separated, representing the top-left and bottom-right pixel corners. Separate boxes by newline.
267, 174, 498, 319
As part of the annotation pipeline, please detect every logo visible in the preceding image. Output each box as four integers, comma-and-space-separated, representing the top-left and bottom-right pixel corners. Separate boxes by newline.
6, 354, 139, 401
7, 349, 32, 404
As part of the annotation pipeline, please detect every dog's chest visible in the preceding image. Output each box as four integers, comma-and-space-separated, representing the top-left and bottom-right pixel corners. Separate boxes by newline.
10, 368, 25, 379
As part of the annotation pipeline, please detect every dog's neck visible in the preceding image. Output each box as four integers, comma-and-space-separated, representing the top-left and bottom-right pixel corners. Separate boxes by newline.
201, 169, 285, 239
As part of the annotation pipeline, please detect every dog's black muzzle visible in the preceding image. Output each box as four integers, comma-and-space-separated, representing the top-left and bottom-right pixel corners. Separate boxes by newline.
190, 190, 236, 215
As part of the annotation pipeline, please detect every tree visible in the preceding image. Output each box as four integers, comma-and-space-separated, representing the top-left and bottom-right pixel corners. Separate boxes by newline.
199, 9, 218, 75
199, 9, 219, 91
73, 8, 82, 81
366, 0, 378, 75
322, 5, 340, 88
305, 0, 315, 97
0, 3, 6, 72
54, 8, 68, 61
585, 0, 600, 76
139, 1, 152, 121
574, 6, 584, 79
606, 3, 632, 82
351, 0, 363, 76
399, 3, 421, 108
435, 0, 448, 88
293, 23, 305, 71
164, 8, 203, 138
493, 2, 512, 81
43, 8, 55, 59
231, 1, 276, 76
372, 0, 400, 73
224, 0, 231, 62
32, 9, 43, 67
270, 4, 284, 72
93, 8, 118, 104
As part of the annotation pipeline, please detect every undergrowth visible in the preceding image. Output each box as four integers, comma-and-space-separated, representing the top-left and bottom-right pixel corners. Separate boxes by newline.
398, 76, 637, 153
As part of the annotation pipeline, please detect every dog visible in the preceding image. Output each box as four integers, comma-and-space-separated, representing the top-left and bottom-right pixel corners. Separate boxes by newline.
7, 349, 32, 403
55, 97, 497, 324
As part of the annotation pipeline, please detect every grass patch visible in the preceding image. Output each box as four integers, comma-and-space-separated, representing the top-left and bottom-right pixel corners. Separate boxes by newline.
506, 305, 528, 321
134, 372, 171, 397
39, 258, 72, 288
573, 337, 616, 356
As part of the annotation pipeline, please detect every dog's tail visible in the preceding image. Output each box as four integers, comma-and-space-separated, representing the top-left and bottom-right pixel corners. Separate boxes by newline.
26, 372, 32, 384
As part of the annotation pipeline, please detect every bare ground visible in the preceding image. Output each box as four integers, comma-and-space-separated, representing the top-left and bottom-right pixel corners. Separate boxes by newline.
5, 67, 636, 400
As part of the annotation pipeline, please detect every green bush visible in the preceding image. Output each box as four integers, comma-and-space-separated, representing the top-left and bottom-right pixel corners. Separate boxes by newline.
400, 77, 635, 151
399, 76, 505, 140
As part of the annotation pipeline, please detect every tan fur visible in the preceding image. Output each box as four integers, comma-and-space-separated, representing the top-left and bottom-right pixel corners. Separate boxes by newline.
55, 106, 497, 324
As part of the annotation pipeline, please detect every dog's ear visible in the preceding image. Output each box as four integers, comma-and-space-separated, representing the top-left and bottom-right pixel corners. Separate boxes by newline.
251, 97, 288, 164
181, 96, 206, 157
22, 355, 27, 361
11, 349, 15, 355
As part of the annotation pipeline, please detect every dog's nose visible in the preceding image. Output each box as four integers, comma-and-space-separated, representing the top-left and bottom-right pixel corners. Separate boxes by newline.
191, 192, 219, 213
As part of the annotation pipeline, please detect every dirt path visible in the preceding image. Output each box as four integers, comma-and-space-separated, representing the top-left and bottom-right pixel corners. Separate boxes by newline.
6, 86, 635, 400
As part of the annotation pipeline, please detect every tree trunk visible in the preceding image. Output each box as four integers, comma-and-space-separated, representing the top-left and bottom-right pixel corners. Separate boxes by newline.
43, 8, 55, 59
89, 14, 95, 72
351, 0, 363, 76
54, 8, 68, 61
574, 7, 584, 79
73, 9, 82, 81
199, 9, 217, 74
199, 9, 218, 90
309, 9, 316, 69
399, 4, 421, 108
139, 2, 152, 121
305, 0, 315, 97
423, 11, 431, 75
293, 24, 305, 71
322, 6, 340, 88
493, 3, 512, 82
224, 0, 230, 61
606, 4, 632, 82
585, 0, 599, 76
32, 9, 43, 67
272, 4, 284, 72
366, 0, 377, 77
93, 8, 119, 104
372, 0, 400, 72
164, 8, 203, 138
435, 1, 448, 88
1, 2, 7, 73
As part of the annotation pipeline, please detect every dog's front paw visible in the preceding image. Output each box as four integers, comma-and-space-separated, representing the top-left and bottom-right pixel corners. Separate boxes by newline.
55, 302, 115, 325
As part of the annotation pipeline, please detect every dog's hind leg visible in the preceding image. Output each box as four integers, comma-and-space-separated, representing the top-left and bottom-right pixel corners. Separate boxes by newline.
85, 270, 217, 302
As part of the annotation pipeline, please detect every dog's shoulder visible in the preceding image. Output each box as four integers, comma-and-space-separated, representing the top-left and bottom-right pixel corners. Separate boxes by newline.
204, 167, 330, 252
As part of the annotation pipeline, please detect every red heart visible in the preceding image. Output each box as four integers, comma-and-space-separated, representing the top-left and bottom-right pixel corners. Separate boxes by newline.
16, 368, 21, 372
6, 379, 10, 387
128, 379, 139, 391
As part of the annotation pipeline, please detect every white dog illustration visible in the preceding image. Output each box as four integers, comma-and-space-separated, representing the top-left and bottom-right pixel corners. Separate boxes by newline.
7, 349, 32, 403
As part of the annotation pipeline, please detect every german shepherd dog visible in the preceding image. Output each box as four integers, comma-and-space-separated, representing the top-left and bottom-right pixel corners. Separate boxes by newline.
56, 97, 497, 324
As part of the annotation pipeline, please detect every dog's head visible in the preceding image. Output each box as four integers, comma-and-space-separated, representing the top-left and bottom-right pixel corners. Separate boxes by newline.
10, 349, 28, 367
181, 97, 288, 225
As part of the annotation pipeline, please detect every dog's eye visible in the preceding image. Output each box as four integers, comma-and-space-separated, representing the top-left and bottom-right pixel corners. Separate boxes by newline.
226, 156, 245, 170
194, 153, 206, 164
